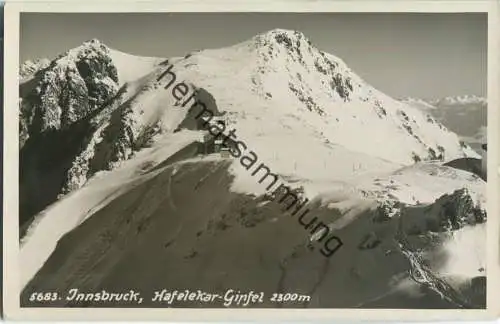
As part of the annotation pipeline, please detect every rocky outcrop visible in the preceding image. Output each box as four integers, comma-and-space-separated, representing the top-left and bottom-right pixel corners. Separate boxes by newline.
20, 39, 119, 138
372, 188, 486, 236
434, 188, 486, 230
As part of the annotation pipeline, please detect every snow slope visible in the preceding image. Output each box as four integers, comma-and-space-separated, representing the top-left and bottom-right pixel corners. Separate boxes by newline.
107, 47, 164, 86
20, 130, 204, 288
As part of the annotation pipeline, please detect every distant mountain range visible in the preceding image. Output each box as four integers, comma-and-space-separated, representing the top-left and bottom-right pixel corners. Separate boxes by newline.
431, 95, 486, 106
401, 96, 487, 153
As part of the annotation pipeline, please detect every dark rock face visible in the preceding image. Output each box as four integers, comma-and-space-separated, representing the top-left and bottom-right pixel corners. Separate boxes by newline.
58, 70, 90, 127
436, 188, 487, 229
19, 118, 94, 235
75, 46, 119, 110
380, 188, 487, 237
19, 107, 30, 147
19, 40, 121, 229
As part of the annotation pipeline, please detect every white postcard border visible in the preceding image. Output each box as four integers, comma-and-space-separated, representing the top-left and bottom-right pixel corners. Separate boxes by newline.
3, 0, 499, 321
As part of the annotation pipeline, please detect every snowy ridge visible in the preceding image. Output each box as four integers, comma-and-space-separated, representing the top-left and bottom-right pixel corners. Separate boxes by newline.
356, 162, 486, 206
107, 47, 165, 86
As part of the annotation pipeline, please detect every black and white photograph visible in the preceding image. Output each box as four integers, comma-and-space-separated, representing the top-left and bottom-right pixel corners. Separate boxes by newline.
3, 0, 500, 321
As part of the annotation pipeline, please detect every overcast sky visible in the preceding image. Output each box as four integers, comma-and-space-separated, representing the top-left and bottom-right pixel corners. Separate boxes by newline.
20, 12, 487, 100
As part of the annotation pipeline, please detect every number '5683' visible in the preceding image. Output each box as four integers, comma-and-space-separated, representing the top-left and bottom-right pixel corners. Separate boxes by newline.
29, 292, 59, 302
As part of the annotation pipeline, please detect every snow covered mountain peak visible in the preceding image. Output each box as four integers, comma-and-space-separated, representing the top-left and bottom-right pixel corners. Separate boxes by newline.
252, 28, 311, 51
257, 28, 307, 39
19, 39, 120, 135
147, 29, 478, 171
84, 38, 103, 45
19, 38, 164, 141
210, 28, 350, 79
61, 38, 164, 85
252, 28, 348, 73
56, 38, 115, 69
194, 27, 363, 107
19, 39, 113, 83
